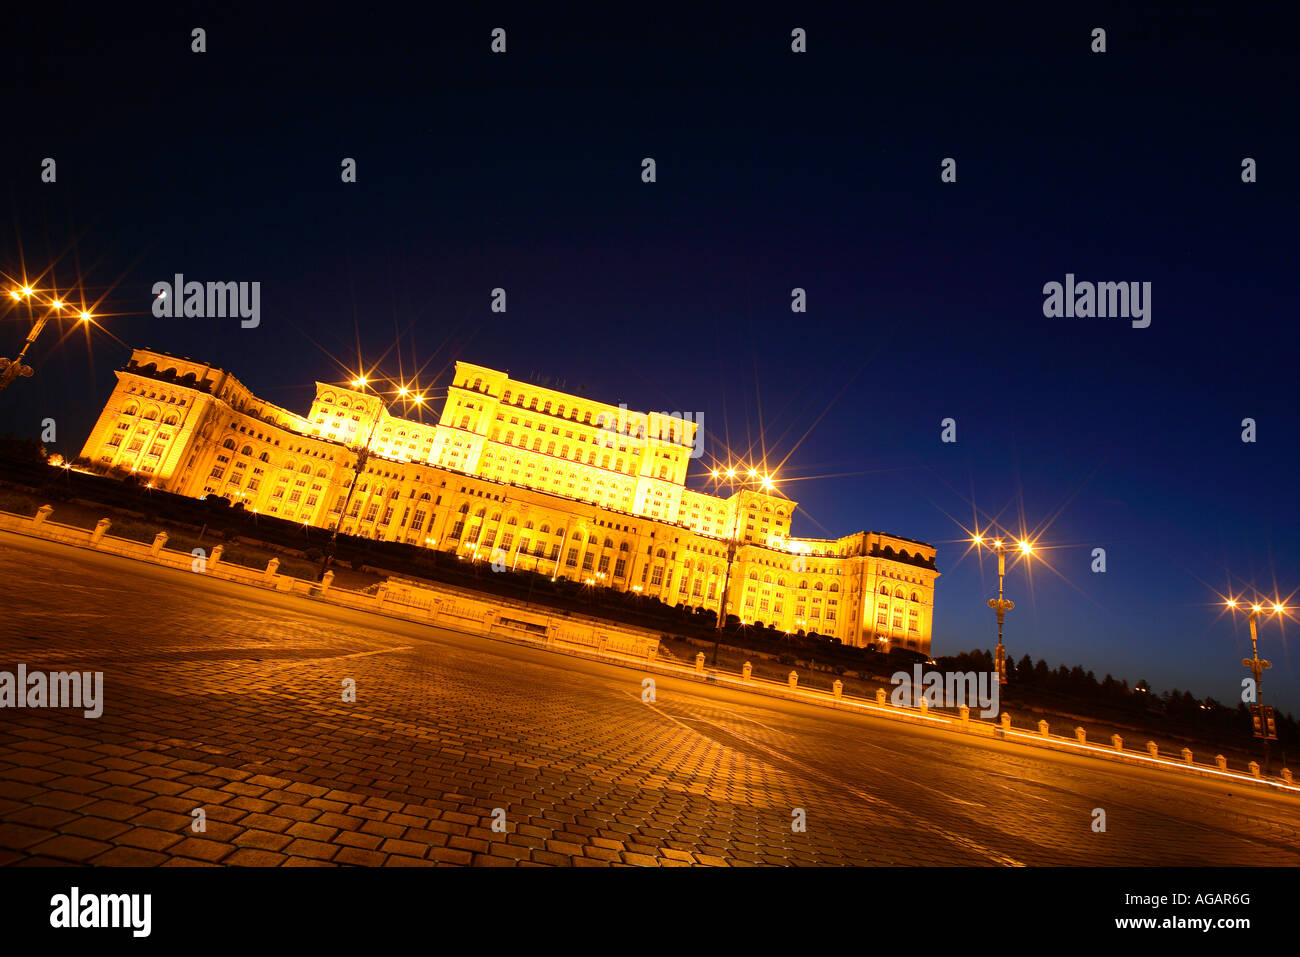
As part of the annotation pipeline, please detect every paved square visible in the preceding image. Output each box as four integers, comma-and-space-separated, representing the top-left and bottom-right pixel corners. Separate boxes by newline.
3, 533, 1300, 866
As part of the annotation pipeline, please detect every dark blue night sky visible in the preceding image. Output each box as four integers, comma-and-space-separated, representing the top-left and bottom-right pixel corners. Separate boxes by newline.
3, 4, 1297, 707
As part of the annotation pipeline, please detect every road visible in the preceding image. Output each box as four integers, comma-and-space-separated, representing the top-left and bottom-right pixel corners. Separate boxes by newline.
2, 530, 1299, 866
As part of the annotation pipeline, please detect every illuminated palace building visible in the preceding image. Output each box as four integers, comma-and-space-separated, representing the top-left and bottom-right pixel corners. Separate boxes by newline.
78, 349, 939, 652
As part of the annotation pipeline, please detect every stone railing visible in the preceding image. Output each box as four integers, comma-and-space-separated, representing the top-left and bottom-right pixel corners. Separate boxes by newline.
0, 507, 660, 663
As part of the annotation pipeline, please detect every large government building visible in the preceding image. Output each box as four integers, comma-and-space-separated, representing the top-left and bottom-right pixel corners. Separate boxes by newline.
77, 348, 939, 652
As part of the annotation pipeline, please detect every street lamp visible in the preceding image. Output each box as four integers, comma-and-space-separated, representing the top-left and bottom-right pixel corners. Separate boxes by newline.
708, 462, 778, 663
1225, 597, 1286, 770
971, 534, 1035, 686
0, 285, 94, 394
319, 377, 394, 573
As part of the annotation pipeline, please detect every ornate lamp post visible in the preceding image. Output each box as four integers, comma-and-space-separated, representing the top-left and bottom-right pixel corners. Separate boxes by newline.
0, 286, 94, 394
1225, 598, 1286, 771
971, 535, 1034, 687
708, 463, 777, 664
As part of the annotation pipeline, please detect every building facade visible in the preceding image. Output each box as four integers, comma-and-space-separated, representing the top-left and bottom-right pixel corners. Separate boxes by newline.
77, 348, 939, 652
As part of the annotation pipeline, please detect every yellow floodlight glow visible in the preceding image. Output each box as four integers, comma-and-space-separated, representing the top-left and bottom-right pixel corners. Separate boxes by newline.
1252, 604, 1263, 613
8, 290, 19, 300
1274, 604, 1285, 613
51, 300, 63, 309
79, 311, 92, 322
1018, 540, 1033, 554
1226, 599, 1237, 608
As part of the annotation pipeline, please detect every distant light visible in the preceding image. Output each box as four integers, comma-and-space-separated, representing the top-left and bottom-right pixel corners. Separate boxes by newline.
1226, 599, 1237, 608
1018, 540, 1033, 554
412, 394, 424, 404
972, 535, 983, 546
21, 287, 32, 297
51, 299, 63, 309
725, 468, 736, 478
397, 387, 408, 397
79, 311, 92, 322
992, 539, 1003, 549
1252, 604, 1263, 613
1274, 604, 1285, 613
9, 290, 19, 300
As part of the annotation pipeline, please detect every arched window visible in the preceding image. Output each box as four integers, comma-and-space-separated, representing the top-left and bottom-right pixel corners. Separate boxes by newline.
222, 438, 236, 450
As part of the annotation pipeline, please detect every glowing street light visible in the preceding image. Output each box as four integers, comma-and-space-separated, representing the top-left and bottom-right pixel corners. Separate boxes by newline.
707, 461, 782, 661
972, 533, 1037, 687
1, 284, 98, 394
1225, 596, 1287, 769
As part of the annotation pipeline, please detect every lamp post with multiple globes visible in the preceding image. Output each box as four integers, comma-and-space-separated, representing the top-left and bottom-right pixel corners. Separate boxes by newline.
970, 534, 1035, 687
320, 375, 427, 576
1224, 597, 1286, 771
0, 284, 95, 394
707, 463, 777, 664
